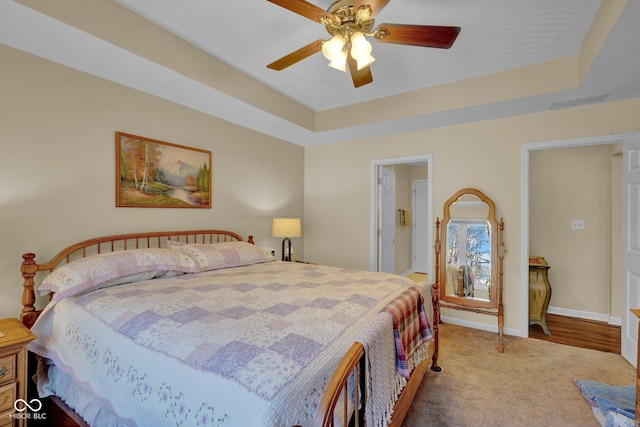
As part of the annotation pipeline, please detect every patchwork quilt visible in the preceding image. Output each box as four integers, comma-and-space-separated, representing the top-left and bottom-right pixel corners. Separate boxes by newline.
30, 261, 432, 426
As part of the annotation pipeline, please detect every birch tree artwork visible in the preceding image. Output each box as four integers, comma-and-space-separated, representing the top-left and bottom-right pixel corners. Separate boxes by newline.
116, 132, 212, 208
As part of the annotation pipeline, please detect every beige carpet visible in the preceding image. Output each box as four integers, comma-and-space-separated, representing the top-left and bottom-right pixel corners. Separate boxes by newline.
401, 323, 635, 427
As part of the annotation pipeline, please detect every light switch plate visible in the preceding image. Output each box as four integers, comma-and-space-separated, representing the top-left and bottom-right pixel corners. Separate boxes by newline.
571, 219, 585, 230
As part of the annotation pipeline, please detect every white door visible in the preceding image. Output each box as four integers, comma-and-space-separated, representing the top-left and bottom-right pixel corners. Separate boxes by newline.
621, 133, 640, 367
412, 180, 429, 273
379, 166, 396, 274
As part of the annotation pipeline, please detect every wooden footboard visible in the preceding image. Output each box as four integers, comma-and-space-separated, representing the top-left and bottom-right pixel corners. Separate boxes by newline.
314, 343, 366, 427
314, 284, 441, 427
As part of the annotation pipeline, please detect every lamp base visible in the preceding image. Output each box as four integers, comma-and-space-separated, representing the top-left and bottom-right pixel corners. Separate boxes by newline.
281, 237, 292, 262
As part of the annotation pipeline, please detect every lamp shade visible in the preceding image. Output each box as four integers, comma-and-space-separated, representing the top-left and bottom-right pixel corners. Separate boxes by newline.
272, 218, 302, 238
328, 50, 348, 72
350, 32, 375, 70
322, 35, 347, 72
322, 35, 346, 62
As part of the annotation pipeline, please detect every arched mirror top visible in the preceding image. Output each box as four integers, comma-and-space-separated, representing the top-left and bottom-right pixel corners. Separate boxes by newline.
445, 188, 495, 223
438, 188, 500, 309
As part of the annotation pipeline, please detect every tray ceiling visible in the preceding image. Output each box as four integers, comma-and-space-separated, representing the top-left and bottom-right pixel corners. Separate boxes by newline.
2, 0, 640, 146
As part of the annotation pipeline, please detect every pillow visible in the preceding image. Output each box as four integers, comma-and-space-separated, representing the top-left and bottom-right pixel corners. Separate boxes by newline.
166, 239, 186, 248
40, 248, 199, 301
171, 241, 275, 272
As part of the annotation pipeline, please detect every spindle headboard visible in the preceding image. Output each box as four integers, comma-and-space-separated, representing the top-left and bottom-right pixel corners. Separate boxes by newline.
20, 229, 253, 328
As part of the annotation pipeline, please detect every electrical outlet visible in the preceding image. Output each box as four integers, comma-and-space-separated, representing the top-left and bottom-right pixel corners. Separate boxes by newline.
570, 219, 585, 230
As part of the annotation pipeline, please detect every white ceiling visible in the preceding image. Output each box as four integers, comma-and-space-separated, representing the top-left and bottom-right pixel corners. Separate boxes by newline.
115, 0, 600, 111
2, 0, 640, 146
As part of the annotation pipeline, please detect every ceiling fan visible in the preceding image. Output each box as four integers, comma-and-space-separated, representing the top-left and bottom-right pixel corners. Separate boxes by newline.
266, 0, 461, 88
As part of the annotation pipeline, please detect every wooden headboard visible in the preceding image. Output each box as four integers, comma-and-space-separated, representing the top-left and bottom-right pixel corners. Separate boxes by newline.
20, 229, 253, 328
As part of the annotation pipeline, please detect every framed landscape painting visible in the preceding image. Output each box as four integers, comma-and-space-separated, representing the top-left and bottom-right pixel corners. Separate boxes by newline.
116, 132, 212, 208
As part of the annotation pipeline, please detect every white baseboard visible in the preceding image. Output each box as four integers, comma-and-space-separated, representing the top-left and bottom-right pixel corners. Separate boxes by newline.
441, 308, 621, 340
440, 315, 523, 338
547, 306, 621, 326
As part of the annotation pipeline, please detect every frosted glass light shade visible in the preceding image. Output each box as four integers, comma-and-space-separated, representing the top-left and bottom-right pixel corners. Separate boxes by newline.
350, 32, 375, 70
322, 35, 347, 72
322, 35, 346, 62
328, 50, 348, 71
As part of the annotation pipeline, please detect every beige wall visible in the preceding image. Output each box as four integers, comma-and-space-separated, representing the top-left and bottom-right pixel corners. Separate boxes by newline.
304, 98, 640, 333
530, 144, 618, 319
3, 40, 640, 335
0, 45, 304, 319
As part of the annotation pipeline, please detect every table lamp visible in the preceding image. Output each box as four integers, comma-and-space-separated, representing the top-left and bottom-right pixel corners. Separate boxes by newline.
272, 218, 301, 261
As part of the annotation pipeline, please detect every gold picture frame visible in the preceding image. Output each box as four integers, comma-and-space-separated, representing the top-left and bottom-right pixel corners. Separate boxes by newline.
116, 132, 212, 208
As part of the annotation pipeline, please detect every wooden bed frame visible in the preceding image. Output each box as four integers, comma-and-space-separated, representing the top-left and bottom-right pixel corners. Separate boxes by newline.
19, 229, 441, 427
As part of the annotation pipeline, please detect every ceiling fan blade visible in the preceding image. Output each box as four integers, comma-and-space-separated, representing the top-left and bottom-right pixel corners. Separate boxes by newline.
267, 39, 324, 70
267, 0, 335, 23
374, 24, 461, 48
347, 54, 373, 88
353, 0, 390, 18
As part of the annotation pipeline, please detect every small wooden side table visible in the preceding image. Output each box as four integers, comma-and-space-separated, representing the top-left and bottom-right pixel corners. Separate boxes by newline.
0, 318, 36, 427
529, 256, 552, 335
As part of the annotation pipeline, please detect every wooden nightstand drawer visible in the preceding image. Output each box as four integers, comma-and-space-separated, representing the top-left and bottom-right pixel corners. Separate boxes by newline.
0, 382, 16, 415
0, 355, 16, 385
0, 318, 36, 427
0, 412, 14, 427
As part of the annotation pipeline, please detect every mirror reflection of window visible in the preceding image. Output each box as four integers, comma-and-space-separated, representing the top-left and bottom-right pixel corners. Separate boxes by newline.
446, 220, 491, 300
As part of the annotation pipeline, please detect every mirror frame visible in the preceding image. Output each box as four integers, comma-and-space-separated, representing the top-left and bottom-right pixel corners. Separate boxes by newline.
434, 187, 505, 351
439, 188, 497, 308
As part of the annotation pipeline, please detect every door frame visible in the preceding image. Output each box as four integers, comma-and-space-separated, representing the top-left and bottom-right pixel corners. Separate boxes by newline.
370, 154, 433, 276
520, 133, 635, 338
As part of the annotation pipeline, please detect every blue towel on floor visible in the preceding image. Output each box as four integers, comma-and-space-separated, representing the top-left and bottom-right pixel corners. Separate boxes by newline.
575, 379, 635, 426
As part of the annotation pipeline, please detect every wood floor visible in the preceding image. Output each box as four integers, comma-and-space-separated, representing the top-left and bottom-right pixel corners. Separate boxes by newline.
529, 313, 621, 354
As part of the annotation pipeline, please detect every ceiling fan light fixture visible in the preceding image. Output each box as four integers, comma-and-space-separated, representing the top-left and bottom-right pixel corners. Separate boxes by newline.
350, 31, 375, 70
322, 34, 346, 62
356, 54, 375, 70
328, 50, 348, 72
265, 0, 461, 88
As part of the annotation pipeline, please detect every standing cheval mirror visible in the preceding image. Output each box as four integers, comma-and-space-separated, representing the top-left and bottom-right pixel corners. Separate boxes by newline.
434, 188, 506, 352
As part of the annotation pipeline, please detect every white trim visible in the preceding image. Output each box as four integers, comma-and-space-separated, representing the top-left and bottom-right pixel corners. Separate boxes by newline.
547, 306, 621, 325
370, 154, 434, 276
440, 316, 520, 337
520, 133, 635, 338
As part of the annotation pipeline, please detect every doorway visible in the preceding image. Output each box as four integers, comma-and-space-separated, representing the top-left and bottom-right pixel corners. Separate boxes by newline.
521, 134, 633, 352
370, 155, 433, 277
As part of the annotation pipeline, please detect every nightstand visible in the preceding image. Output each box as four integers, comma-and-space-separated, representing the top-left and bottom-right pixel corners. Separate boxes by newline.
0, 318, 36, 427
529, 256, 552, 335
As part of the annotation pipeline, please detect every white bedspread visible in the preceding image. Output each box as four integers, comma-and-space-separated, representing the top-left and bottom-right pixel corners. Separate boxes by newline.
29, 262, 432, 426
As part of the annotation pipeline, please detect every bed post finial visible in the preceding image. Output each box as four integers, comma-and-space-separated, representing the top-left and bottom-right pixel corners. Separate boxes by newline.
248, 235, 255, 245
21, 253, 39, 328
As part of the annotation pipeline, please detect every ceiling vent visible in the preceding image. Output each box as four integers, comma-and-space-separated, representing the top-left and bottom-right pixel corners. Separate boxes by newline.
549, 92, 611, 110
